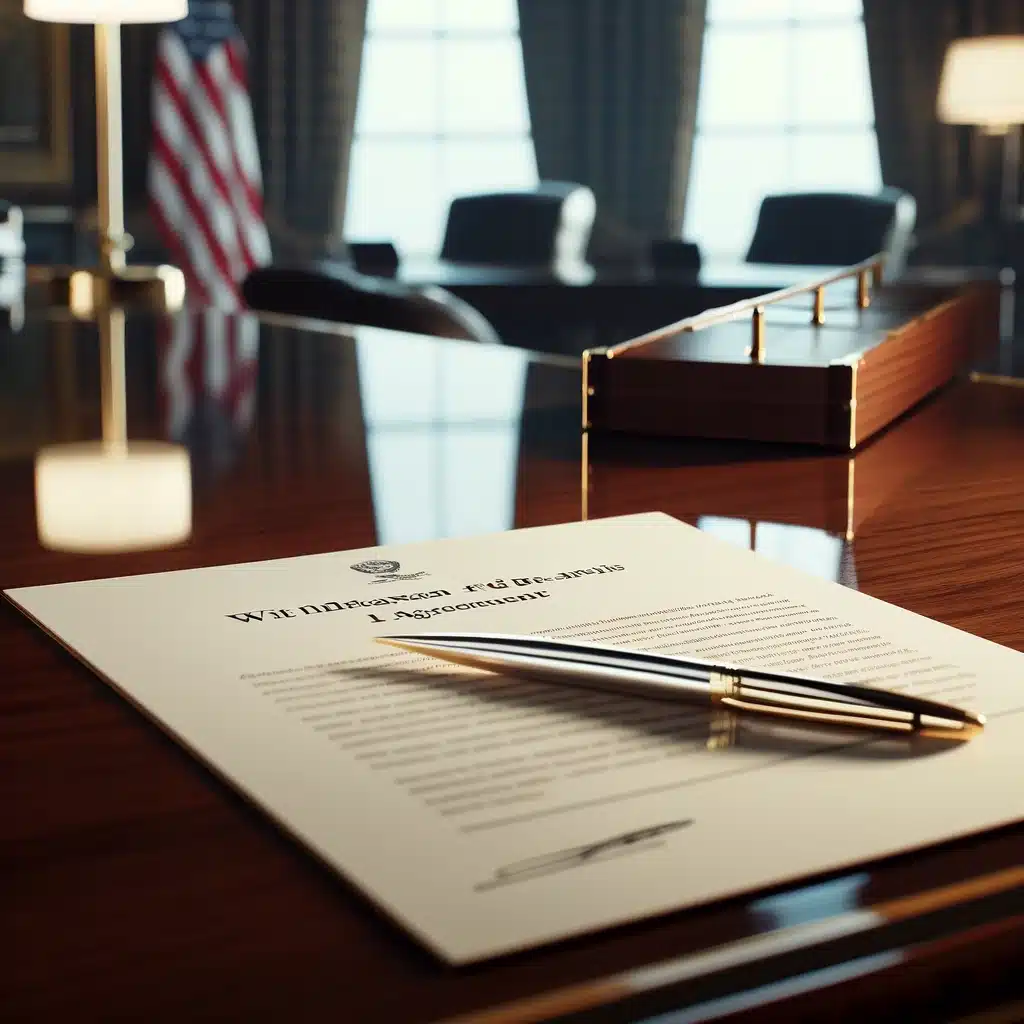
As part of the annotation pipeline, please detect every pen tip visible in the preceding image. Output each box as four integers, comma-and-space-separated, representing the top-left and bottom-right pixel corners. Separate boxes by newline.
919, 707, 986, 742
376, 636, 429, 651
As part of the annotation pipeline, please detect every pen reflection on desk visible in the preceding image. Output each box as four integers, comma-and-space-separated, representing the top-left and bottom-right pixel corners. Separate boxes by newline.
704, 708, 968, 758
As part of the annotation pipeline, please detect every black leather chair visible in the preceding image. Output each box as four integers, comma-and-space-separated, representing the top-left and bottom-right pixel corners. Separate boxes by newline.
649, 239, 702, 274
440, 181, 596, 266
347, 241, 400, 277
745, 188, 917, 270
242, 263, 502, 344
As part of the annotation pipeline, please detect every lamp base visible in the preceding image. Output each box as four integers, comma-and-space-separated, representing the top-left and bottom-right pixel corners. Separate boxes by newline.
29, 264, 187, 318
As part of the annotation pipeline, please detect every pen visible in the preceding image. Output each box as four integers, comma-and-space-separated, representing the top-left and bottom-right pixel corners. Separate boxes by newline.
376, 632, 986, 741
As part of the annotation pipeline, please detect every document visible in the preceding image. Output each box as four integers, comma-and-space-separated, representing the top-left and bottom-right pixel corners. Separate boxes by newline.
6, 513, 1024, 963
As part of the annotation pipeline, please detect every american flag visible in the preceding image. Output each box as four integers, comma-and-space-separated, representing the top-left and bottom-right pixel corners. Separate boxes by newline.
148, 0, 272, 309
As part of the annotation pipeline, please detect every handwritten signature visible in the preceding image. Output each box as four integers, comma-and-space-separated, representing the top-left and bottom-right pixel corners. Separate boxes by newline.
476, 819, 694, 891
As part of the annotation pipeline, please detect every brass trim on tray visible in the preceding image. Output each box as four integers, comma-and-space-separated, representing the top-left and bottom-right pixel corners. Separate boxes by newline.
599, 254, 886, 360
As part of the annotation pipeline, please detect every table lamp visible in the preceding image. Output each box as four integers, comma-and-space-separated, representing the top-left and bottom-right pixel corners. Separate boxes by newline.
24, 0, 188, 315
937, 35, 1024, 225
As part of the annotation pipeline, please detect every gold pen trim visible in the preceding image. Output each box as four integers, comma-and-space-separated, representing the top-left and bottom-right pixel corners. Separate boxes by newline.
710, 671, 981, 740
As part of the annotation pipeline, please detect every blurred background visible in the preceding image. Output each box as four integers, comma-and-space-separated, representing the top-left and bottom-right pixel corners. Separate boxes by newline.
4, 0, 1023, 277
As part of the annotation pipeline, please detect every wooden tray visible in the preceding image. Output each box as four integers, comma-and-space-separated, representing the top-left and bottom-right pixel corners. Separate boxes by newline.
583, 259, 1002, 448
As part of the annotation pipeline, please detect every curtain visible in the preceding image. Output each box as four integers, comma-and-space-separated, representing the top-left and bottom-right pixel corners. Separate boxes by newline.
863, 0, 1024, 257
236, 0, 368, 261
517, 0, 707, 247
114, 2, 366, 262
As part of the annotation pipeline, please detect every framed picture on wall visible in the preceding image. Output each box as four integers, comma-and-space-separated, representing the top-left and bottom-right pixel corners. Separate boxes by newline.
0, 3, 72, 190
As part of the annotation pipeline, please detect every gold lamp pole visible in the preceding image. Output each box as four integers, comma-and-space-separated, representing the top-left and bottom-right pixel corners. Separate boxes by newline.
24, 0, 189, 316
95, 21, 127, 280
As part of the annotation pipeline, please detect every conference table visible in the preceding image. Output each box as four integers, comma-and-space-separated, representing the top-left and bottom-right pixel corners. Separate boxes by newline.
396, 259, 1009, 356
402, 259, 867, 355
2, 304, 1023, 1022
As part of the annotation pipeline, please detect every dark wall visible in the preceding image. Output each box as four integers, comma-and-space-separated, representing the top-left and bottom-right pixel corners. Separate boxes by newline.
64, 24, 161, 209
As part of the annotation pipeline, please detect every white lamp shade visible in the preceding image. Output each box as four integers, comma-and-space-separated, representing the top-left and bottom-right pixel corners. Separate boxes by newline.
24, 0, 187, 22
36, 442, 192, 554
937, 36, 1024, 128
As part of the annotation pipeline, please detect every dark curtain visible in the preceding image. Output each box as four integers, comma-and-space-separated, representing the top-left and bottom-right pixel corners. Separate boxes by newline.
235, 0, 368, 260
122, 26, 163, 210
517, 0, 706, 248
115, 0, 366, 263
863, 0, 1024, 257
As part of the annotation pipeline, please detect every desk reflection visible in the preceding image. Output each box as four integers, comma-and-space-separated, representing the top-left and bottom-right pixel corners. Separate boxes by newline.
159, 307, 260, 479
751, 873, 870, 932
356, 328, 527, 544
697, 516, 858, 588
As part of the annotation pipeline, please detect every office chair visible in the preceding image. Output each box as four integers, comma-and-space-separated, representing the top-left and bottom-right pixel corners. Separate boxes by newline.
242, 263, 502, 344
440, 181, 596, 267
347, 241, 400, 277
649, 239, 702, 274
745, 188, 917, 271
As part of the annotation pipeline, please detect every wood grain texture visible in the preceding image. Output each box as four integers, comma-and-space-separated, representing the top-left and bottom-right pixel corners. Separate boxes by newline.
1, 310, 1023, 1023
585, 280, 1002, 448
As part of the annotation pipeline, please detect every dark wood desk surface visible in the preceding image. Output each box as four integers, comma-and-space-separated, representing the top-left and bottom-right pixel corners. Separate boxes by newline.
2, 309, 1023, 1023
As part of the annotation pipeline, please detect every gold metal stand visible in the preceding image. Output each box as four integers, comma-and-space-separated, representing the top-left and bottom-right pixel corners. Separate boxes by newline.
35, 24, 185, 318
100, 305, 128, 449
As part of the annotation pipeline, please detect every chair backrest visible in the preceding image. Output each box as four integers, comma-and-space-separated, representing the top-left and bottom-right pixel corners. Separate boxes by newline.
440, 182, 596, 266
242, 263, 502, 344
649, 239, 702, 274
745, 189, 917, 269
347, 241, 400, 277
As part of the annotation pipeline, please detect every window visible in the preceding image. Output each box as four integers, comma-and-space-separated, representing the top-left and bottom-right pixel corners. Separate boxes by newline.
345, 0, 538, 258
684, 0, 881, 262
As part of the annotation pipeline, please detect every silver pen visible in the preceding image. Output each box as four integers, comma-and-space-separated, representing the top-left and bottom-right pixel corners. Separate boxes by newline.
376, 632, 985, 741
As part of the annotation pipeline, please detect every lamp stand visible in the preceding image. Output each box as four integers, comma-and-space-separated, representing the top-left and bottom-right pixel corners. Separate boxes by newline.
99, 303, 127, 449
34, 23, 185, 319
999, 126, 1021, 222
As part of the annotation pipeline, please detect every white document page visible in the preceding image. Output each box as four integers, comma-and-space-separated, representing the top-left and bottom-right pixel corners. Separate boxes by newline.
6, 512, 1024, 963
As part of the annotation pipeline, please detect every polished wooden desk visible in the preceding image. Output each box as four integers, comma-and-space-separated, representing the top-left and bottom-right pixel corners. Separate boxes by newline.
2, 308, 1023, 1023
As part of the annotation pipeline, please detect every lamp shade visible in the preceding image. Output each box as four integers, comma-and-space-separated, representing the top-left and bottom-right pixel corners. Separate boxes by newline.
25, 0, 187, 22
937, 36, 1024, 129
